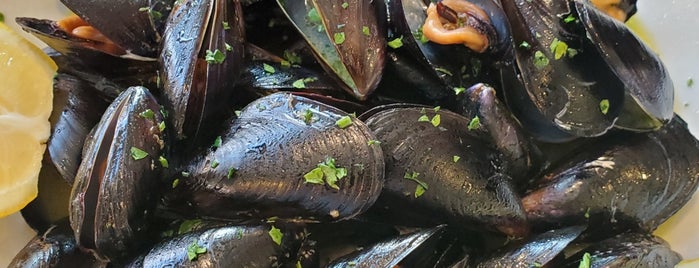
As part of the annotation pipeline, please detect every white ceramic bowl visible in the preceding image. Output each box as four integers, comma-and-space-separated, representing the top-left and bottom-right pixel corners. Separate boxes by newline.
1, 0, 698, 266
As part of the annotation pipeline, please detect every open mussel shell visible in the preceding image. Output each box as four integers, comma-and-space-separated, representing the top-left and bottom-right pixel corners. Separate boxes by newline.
522, 116, 699, 236
59, 0, 167, 58
363, 106, 528, 237
328, 225, 467, 267
276, 0, 386, 100
561, 233, 681, 267
169, 92, 384, 222
385, 0, 510, 92
160, 0, 246, 141
473, 226, 585, 267
9, 219, 105, 267
124, 224, 292, 267
575, 0, 673, 131
498, 0, 625, 142
70, 86, 167, 261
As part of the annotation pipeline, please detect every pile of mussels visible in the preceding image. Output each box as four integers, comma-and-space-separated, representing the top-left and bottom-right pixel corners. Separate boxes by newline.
9, 0, 699, 267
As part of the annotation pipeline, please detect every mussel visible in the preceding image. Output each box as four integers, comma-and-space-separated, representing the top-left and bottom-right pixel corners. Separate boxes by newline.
561, 232, 681, 267
69, 86, 167, 261
166, 93, 384, 222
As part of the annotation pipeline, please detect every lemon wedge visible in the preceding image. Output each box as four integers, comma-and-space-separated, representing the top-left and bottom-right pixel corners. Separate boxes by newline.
0, 22, 56, 218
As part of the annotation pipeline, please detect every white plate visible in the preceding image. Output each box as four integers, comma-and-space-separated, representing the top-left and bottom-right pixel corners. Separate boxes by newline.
1, 0, 698, 266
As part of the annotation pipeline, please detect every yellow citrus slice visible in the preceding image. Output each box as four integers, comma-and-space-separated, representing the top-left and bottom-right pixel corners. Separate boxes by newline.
0, 22, 56, 218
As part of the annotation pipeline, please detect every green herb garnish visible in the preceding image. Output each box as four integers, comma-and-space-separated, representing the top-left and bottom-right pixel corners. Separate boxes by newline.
367, 140, 381, 146
158, 121, 166, 132
342, 2, 349, 8
172, 178, 180, 188
454, 87, 466, 95
549, 38, 569, 60
335, 116, 353, 129
579, 252, 591, 268
224, 43, 232, 52
303, 109, 314, 124
404, 171, 428, 198
210, 160, 219, 169
413, 28, 429, 43
519, 41, 531, 49
227, 167, 237, 179
431, 114, 441, 127
387, 37, 404, 49
334, 32, 346, 45
418, 114, 430, 122
284, 50, 302, 65
181, 171, 190, 177
262, 63, 276, 74
269, 225, 283, 245
130, 147, 149, 160
159, 156, 169, 168
533, 51, 549, 69
139, 109, 155, 119
468, 116, 481, 130
688, 78, 694, 87
138, 7, 162, 20
453, 155, 461, 163
292, 77, 318, 89
212, 136, 222, 149
362, 26, 371, 36
222, 21, 230, 30
303, 157, 348, 190
584, 207, 590, 219
599, 99, 610, 115
178, 219, 202, 234
563, 14, 577, 23
205, 49, 226, 64
186, 240, 207, 261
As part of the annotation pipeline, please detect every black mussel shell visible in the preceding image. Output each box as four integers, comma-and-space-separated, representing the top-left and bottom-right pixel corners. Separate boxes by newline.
561, 232, 681, 267
70, 86, 167, 261
160, 0, 246, 141
9, 219, 105, 267
277, 0, 386, 100
474, 226, 585, 267
523, 116, 699, 236
575, 0, 673, 131
48, 73, 110, 184
328, 225, 467, 267
124, 224, 294, 267
59, 0, 165, 57
168, 93, 384, 222
363, 106, 528, 237
499, 0, 625, 142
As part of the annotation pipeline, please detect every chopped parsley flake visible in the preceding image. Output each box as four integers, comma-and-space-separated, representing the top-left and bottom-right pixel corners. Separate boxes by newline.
262, 63, 275, 73
222, 21, 230, 30
335, 116, 353, 129
303, 157, 348, 190
227, 167, 237, 179
453, 155, 461, 163
159, 156, 169, 168
178, 219, 203, 234
387, 37, 404, 49
284, 50, 302, 65
139, 109, 155, 119
280, 60, 291, 68
181, 171, 190, 177
688, 78, 694, 87
567, 48, 579, 58
362, 26, 371, 36
433, 106, 441, 112
454, 87, 466, 95
234, 110, 242, 117
296, 261, 303, 268
563, 14, 577, 23
367, 140, 381, 146
579, 252, 591, 268
468, 116, 481, 130
205, 49, 226, 64
172, 178, 180, 188
307, 7, 321, 24
334, 32, 346, 45
292, 77, 318, 88
212, 136, 222, 149
138, 7, 163, 20
431, 114, 441, 127
269, 226, 283, 245
599, 99, 610, 115
584, 207, 591, 219
342, 2, 349, 8
532, 262, 543, 267
418, 115, 430, 122
160, 106, 169, 118
224, 43, 232, 51
130, 147, 149, 160
303, 109, 314, 124
186, 240, 207, 261
404, 171, 428, 198
533, 50, 549, 70
210, 160, 219, 169
158, 121, 166, 132
414, 28, 429, 43
549, 38, 569, 60
519, 41, 531, 49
